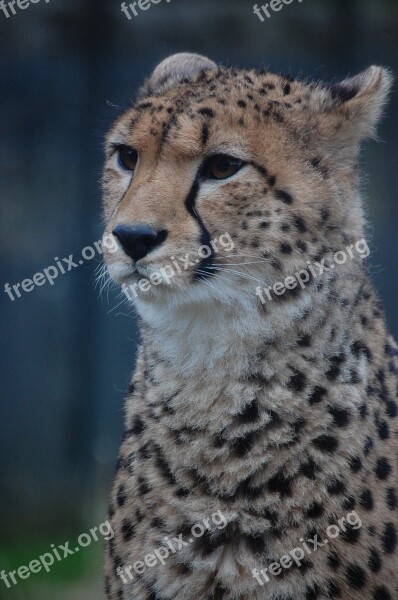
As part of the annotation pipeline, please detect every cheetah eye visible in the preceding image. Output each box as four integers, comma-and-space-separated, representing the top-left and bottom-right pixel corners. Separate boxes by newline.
117, 146, 138, 171
201, 154, 244, 181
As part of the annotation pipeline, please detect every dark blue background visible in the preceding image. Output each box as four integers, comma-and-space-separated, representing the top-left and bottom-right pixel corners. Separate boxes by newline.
0, 0, 397, 596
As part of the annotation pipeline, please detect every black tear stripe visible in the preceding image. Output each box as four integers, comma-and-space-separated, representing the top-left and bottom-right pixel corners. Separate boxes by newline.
184, 178, 216, 281
250, 161, 272, 180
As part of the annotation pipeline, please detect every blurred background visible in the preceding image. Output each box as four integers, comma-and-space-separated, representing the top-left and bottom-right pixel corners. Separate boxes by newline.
0, 0, 397, 597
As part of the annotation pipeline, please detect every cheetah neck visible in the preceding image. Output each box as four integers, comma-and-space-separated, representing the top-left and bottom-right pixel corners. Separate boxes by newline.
136, 265, 364, 382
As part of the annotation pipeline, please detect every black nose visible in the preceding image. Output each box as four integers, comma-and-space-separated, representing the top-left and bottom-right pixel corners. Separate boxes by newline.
112, 224, 168, 262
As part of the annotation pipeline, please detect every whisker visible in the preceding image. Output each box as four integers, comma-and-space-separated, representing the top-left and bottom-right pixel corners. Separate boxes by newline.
210, 266, 265, 285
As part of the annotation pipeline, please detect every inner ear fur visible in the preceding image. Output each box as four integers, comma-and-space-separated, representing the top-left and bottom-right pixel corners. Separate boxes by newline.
314, 66, 393, 154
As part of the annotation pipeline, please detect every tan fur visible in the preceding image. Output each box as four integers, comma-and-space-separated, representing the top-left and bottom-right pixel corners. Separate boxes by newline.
102, 54, 397, 600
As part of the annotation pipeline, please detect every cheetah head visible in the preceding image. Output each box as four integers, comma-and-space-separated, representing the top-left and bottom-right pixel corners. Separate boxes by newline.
102, 53, 391, 309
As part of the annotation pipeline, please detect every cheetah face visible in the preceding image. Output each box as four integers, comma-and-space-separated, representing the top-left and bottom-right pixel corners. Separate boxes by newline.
102, 54, 391, 306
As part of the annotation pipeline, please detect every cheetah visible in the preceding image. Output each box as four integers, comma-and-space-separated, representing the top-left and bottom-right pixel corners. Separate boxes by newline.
101, 53, 398, 600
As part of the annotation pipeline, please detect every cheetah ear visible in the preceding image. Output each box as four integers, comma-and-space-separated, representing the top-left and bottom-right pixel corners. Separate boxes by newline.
315, 66, 393, 150
139, 53, 217, 96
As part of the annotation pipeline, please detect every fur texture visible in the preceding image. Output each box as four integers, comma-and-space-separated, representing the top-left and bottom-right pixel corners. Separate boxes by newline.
102, 54, 397, 600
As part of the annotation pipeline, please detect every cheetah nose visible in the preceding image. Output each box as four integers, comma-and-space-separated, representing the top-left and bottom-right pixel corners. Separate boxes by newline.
112, 224, 168, 262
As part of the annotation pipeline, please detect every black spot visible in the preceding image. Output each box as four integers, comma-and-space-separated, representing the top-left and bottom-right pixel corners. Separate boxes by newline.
369, 547, 382, 572
359, 403, 368, 419
280, 242, 293, 254
105, 576, 111, 596
386, 400, 397, 418
135, 507, 144, 522
359, 489, 374, 510
237, 100, 246, 108
198, 107, 215, 118
345, 564, 366, 589
271, 110, 284, 123
107, 536, 115, 557
364, 437, 373, 455
342, 497, 356, 511
267, 469, 293, 497
154, 445, 177, 485
245, 533, 266, 555
312, 435, 339, 453
377, 420, 390, 440
373, 586, 391, 600
288, 370, 307, 393
320, 207, 330, 222
327, 479, 346, 495
261, 507, 279, 527
298, 557, 313, 574
386, 488, 397, 510
237, 399, 260, 424
117, 485, 126, 507
328, 406, 350, 427
326, 354, 345, 381
283, 82, 291, 95
136, 101, 153, 110
297, 240, 307, 252
349, 457, 362, 473
311, 157, 322, 169
146, 590, 163, 600
327, 579, 341, 597
139, 443, 150, 460
127, 382, 135, 394
231, 431, 257, 457
381, 522, 397, 554
151, 516, 165, 529
192, 529, 224, 558
127, 416, 146, 435
341, 524, 361, 544
138, 476, 151, 495
275, 189, 293, 204
327, 551, 340, 570
210, 582, 229, 600
308, 386, 327, 405
349, 370, 361, 384
121, 520, 135, 542
376, 457, 391, 480
300, 458, 319, 479
305, 584, 320, 599
273, 284, 302, 304
330, 83, 359, 103
297, 334, 311, 347
351, 340, 372, 361
259, 220, 270, 229
294, 215, 307, 233
306, 502, 324, 518
268, 175, 276, 186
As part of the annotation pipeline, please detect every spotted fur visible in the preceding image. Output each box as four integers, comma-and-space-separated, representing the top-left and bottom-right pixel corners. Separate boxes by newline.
102, 54, 397, 600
